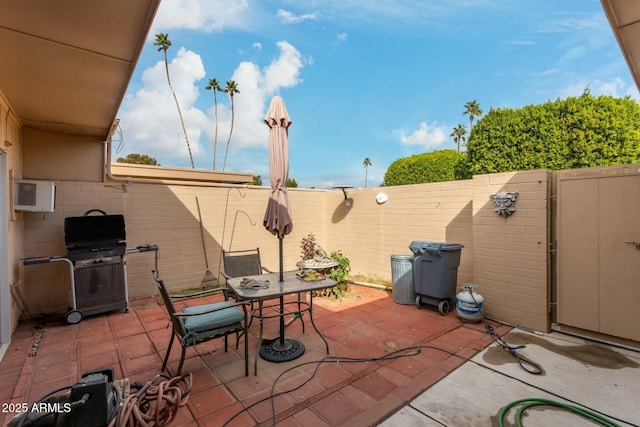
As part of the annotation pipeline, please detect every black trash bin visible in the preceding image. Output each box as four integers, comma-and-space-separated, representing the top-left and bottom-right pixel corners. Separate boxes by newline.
409, 240, 464, 315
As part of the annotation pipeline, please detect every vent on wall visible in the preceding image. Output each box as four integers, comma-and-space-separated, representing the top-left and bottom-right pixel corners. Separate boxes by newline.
14, 180, 56, 212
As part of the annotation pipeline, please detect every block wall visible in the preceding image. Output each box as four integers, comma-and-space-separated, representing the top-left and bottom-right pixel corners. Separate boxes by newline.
472, 170, 551, 332
21, 170, 552, 333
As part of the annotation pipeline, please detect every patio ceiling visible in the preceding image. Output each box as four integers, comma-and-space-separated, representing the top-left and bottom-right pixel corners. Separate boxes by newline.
601, 0, 640, 91
0, 0, 160, 138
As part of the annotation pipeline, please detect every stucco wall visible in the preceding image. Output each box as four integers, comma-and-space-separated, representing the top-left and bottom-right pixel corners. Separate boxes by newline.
472, 170, 551, 332
20, 170, 552, 333
22, 128, 103, 181
1, 94, 24, 340
21, 181, 332, 313
325, 181, 474, 285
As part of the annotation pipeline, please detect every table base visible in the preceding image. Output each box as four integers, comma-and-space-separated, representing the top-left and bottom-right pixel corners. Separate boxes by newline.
259, 338, 305, 362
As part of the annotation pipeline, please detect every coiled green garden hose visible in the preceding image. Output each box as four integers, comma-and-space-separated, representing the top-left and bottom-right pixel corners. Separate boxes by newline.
498, 398, 621, 427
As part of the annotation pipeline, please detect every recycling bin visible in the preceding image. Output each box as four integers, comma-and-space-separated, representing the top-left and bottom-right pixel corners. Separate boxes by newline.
409, 240, 464, 315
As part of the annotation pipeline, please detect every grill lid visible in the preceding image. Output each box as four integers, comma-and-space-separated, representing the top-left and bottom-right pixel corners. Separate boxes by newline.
64, 209, 125, 248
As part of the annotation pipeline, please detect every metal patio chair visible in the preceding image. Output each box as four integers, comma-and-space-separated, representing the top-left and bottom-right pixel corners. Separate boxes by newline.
221, 248, 305, 333
152, 270, 250, 376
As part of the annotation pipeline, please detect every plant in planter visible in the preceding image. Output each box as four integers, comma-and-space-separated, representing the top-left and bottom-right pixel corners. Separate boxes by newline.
298, 234, 351, 299
300, 233, 316, 261
324, 250, 351, 299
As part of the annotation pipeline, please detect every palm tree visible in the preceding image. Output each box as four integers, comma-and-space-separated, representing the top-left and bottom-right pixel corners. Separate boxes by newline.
363, 157, 372, 188
154, 33, 194, 168
463, 100, 483, 130
450, 124, 467, 152
222, 80, 240, 171
205, 78, 222, 169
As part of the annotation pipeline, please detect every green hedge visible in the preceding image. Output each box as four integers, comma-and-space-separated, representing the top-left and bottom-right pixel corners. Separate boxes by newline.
384, 149, 468, 186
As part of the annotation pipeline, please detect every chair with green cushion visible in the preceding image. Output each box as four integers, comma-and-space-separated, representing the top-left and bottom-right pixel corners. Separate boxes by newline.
152, 270, 250, 376
221, 248, 305, 332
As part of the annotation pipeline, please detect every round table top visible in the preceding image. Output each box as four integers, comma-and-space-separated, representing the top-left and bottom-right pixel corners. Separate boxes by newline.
296, 259, 338, 269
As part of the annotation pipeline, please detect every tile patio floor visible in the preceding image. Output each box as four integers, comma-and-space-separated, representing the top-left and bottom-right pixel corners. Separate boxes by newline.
0, 284, 507, 427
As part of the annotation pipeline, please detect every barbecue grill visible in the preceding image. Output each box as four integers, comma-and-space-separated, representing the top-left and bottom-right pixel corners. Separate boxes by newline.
24, 209, 158, 324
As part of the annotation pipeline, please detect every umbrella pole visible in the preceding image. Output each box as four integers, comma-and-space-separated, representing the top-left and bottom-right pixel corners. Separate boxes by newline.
278, 235, 285, 347
279, 235, 284, 282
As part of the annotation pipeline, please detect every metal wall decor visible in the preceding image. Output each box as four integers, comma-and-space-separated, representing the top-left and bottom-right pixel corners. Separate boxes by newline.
490, 191, 518, 217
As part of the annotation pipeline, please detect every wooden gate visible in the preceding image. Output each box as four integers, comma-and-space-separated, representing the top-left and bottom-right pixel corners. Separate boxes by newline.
555, 166, 640, 342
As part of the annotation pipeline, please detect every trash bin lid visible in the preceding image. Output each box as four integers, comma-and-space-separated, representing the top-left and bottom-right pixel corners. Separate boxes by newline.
409, 240, 464, 254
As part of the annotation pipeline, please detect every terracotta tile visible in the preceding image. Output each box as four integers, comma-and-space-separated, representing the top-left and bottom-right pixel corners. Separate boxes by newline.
310, 390, 361, 426
32, 360, 76, 383
116, 333, 155, 359
121, 353, 162, 376
190, 369, 221, 393
345, 393, 404, 427
352, 370, 397, 400
10, 373, 30, 400
0, 285, 526, 427
272, 372, 326, 404
244, 389, 295, 424
113, 322, 146, 338
313, 364, 351, 389
78, 338, 116, 359
385, 351, 431, 379
197, 401, 256, 427
225, 373, 273, 401
187, 385, 237, 419
79, 350, 119, 374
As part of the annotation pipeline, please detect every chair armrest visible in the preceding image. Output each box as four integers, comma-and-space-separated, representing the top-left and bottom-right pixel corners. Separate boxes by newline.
172, 300, 250, 318
262, 266, 274, 274
221, 272, 231, 280
169, 287, 228, 300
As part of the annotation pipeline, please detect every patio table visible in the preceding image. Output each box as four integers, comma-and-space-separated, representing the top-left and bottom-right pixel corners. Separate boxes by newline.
226, 270, 335, 374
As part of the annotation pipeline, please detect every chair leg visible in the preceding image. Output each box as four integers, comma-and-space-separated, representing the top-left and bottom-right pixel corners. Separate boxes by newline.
224, 334, 229, 352
162, 332, 176, 372
244, 324, 249, 377
176, 345, 187, 376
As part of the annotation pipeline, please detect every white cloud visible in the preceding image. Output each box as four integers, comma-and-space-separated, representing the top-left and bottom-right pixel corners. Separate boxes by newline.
335, 33, 348, 44
253, 42, 262, 50
119, 47, 208, 165
558, 45, 588, 64
400, 122, 446, 149
118, 41, 307, 170
560, 77, 640, 101
537, 13, 606, 33
277, 9, 318, 24
151, 0, 250, 33
502, 40, 537, 46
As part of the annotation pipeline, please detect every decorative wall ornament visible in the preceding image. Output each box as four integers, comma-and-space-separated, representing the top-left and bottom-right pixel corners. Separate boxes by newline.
490, 191, 518, 217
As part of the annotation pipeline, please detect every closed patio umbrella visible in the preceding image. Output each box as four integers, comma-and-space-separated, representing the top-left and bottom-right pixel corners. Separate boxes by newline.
261, 95, 302, 362
263, 95, 293, 281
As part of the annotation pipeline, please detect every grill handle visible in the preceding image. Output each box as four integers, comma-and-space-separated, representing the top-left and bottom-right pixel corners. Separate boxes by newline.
83, 209, 107, 216
23, 256, 53, 265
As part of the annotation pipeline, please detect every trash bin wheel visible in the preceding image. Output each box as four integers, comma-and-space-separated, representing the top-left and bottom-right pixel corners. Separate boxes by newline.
66, 310, 83, 324
415, 295, 422, 309
438, 299, 451, 315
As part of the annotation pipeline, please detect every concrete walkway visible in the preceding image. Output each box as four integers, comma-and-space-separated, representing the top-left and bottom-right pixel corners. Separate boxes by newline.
381, 329, 640, 427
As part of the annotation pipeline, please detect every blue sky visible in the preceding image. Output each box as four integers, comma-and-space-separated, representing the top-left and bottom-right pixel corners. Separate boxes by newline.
114, 0, 639, 189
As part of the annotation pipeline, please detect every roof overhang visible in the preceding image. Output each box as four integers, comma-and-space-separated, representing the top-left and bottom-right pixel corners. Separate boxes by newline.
601, 0, 640, 91
0, 0, 161, 138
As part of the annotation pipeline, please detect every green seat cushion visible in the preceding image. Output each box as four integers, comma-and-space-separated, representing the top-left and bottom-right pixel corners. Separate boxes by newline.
182, 302, 243, 333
